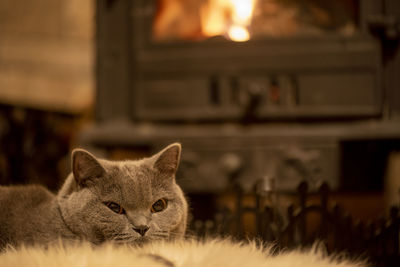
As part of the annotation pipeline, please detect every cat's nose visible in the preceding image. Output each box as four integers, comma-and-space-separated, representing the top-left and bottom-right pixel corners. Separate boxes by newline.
133, 225, 149, 236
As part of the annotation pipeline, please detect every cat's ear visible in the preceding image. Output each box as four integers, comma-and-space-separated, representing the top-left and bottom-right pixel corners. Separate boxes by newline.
72, 149, 105, 187
152, 143, 181, 176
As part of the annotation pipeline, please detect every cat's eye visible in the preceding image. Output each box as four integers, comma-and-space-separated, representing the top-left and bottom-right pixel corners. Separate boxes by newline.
151, 198, 167, 213
105, 202, 125, 214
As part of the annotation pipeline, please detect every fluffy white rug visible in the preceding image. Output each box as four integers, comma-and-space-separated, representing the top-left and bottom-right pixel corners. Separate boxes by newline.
0, 239, 365, 267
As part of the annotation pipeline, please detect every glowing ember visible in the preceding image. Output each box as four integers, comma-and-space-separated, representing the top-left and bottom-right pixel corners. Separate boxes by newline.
201, 0, 257, 42
228, 25, 250, 42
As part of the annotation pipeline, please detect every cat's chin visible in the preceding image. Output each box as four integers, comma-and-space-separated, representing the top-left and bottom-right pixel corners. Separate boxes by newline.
133, 237, 151, 246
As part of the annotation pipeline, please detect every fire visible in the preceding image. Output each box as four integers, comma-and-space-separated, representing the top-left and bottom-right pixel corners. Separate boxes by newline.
200, 0, 257, 42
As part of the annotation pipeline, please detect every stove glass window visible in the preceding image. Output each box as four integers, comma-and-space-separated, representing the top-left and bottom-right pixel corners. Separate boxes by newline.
153, 0, 358, 42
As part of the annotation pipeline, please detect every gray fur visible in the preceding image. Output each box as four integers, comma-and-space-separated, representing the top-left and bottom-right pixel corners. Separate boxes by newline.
0, 143, 188, 249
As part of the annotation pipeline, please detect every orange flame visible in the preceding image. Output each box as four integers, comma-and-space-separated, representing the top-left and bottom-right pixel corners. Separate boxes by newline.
200, 0, 257, 42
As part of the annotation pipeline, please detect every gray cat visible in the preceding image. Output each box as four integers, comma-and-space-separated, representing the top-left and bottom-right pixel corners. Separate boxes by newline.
0, 143, 188, 249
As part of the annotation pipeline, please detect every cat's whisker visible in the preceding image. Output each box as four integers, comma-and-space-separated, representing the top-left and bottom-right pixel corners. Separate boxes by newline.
151, 232, 170, 239
111, 233, 136, 241
113, 232, 132, 236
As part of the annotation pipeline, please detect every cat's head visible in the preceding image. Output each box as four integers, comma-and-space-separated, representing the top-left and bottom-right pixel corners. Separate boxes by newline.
57, 143, 187, 245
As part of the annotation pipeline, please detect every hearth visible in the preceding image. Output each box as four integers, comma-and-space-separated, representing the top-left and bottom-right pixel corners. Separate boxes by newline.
85, 0, 400, 194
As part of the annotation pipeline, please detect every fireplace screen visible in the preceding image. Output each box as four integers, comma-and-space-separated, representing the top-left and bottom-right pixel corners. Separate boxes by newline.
153, 0, 358, 42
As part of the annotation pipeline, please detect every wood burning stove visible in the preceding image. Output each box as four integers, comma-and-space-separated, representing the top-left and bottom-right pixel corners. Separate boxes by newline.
86, 0, 400, 193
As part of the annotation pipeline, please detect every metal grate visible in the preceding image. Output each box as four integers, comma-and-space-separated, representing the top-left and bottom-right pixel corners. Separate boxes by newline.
190, 181, 400, 266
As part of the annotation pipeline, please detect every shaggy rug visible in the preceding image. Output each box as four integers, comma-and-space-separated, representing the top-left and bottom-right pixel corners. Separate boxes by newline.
0, 239, 365, 267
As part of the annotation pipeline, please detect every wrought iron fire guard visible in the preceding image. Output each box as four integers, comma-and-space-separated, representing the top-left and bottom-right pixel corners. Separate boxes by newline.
190, 181, 400, 267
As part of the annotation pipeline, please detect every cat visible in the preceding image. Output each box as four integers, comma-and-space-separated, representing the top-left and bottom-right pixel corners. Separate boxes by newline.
0, 143, 188, 249
0, 238, 365, 267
